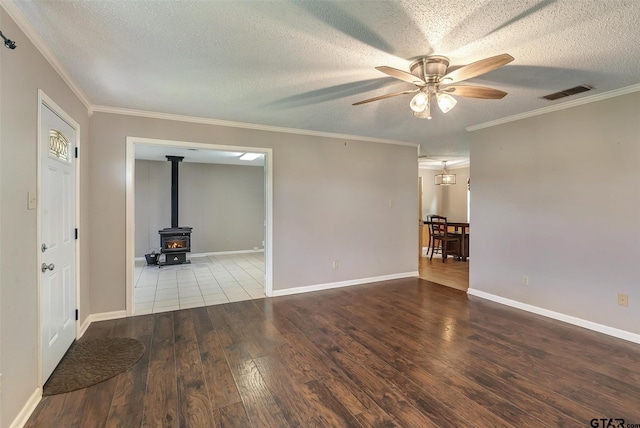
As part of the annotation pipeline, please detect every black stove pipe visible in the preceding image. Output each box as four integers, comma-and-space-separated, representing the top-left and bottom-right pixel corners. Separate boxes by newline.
166, 155, 184, 228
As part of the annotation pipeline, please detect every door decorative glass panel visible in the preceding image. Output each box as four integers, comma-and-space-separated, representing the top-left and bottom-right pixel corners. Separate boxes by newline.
49, 129, 70, 161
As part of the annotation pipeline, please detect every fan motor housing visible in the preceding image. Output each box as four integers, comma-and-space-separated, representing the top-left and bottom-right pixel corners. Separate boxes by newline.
410, 56, 449, 83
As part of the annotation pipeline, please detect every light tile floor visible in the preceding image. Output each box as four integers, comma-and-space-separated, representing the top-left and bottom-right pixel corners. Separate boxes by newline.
134, 252, 265, 315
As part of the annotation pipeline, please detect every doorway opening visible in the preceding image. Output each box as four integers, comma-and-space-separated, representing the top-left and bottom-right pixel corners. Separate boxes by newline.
125, 137, 273, 316
417, 160, 470, 291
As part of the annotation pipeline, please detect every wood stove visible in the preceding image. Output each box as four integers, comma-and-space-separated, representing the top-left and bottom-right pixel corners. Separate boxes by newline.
159, 226, 192, 265
158, 155, 193, 266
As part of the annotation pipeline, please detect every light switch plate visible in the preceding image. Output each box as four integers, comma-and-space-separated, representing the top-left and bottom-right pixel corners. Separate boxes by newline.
28, 191, 37, 210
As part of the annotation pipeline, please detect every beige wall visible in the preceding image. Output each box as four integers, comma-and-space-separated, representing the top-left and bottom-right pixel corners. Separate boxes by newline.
135, 159, 265, 256
419, 166, 469, 221
470, 91, 640, 335
0, 9, 91, 427
90, 112, 419, 312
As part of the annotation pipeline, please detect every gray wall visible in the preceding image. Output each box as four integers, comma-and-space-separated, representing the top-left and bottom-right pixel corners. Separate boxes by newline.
135, 159, 265, 256
90, 112, 419, 312
470, 91, 640, 334
420, 166, 469, 221
0, 9, 91, 427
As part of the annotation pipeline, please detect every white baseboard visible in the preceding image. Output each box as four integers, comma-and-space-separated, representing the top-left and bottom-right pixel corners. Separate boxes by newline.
77, 310, 128, 339
191, 249, 264, 257
78, 315, 92, 338
467, 288, 640, 344
272, 271, 419, 297
134, 249, 264, 262
9, 387, 42, 428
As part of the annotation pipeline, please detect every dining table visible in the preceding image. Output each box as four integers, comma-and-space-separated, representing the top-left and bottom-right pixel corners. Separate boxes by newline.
423, 220, 470, 261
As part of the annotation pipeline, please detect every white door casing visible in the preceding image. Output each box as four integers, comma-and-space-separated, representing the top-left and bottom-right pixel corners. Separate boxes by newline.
40, 99, 77, 382
125, 137, 274, 316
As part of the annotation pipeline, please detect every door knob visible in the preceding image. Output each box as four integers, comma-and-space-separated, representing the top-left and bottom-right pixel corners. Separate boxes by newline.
41, 243, 48, 252
41, 263, 55, 272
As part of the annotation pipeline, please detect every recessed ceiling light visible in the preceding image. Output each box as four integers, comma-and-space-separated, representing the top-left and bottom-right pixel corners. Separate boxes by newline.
239, 153, 261, 161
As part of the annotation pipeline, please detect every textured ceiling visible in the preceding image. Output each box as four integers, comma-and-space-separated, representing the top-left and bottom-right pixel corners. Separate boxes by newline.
11, 0, 640, 157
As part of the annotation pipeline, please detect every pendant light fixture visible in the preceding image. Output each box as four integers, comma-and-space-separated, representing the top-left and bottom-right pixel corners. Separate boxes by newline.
434, 161, 456, 185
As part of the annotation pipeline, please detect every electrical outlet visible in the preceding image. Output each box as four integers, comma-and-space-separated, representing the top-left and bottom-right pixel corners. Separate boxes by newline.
618, 293, 628, 307
332, 260, 338, 268
522, 276, 529, 286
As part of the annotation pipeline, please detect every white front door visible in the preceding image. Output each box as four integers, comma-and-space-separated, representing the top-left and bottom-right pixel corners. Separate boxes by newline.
40, 101, 77, 382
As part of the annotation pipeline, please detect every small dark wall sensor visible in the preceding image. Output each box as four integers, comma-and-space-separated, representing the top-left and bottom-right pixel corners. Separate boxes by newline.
0, 30, 17, 49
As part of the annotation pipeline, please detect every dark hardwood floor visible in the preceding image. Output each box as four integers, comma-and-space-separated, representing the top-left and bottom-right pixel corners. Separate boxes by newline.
27, 277, 640, 427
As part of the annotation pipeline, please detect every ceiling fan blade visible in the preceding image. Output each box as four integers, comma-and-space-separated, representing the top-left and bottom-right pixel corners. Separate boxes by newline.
441, 53, 514, 84
442, 85, 508, 99
375, 66, 426, 86
352, 89, 419, 106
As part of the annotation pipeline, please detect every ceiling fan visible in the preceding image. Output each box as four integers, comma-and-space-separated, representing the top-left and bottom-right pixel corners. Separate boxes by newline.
353, 53, 514, 119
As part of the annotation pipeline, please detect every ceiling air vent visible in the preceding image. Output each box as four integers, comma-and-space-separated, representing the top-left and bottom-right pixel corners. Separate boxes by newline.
541, 85, 593, 101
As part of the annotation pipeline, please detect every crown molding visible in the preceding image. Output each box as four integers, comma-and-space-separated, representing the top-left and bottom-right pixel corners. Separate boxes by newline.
1, 1, 93, 110
92, 105, 419, 147
467, 83, 640, 132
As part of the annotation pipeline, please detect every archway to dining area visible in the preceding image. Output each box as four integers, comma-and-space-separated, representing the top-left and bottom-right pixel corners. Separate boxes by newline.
418, 159, 470, 291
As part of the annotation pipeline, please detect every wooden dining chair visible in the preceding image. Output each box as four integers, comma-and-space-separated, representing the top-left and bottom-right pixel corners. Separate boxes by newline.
424, 218, 434, 254
428, 215, 462, 262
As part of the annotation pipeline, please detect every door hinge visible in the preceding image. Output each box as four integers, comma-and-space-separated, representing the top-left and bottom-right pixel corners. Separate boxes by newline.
75, 228, 78, 239
75, 309, 79, 321
75, 147, 78, 158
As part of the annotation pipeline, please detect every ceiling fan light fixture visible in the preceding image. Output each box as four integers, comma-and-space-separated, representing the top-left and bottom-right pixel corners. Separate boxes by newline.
410, 91, 428, 112
413, 94, 432, 119
436, 92, 457, 113
354, 53, 513, 120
